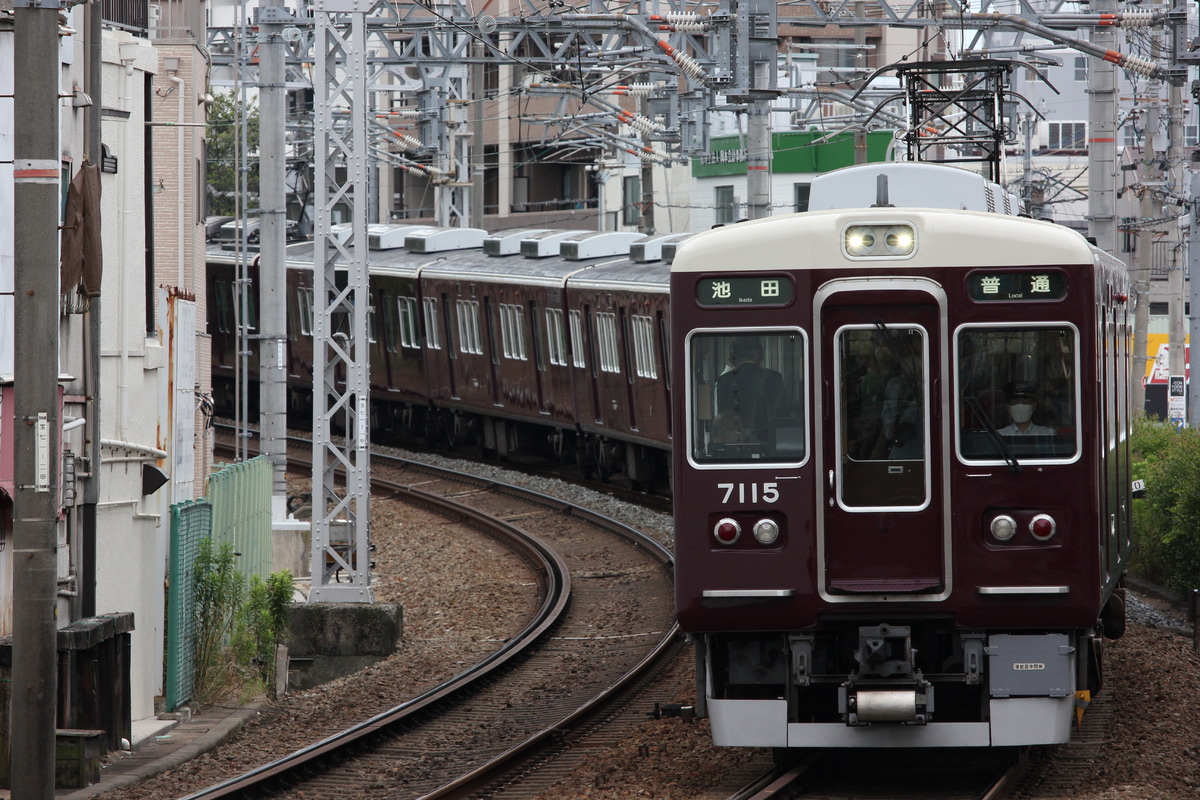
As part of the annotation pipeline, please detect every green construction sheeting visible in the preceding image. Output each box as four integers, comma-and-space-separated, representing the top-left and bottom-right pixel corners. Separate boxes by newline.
207, 456, 274, 581
692, 130, 895, 178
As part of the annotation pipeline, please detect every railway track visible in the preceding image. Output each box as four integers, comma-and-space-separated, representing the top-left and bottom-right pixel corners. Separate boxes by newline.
195, 437, 678, 799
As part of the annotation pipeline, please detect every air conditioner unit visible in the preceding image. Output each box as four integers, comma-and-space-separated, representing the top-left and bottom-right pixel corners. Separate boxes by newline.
630, 233, 692, 264
483, 229, 553, 256
404, 227, 487, 254
367, 224, 433, 250
519, 229, 590, 258
559, 231, 645, 261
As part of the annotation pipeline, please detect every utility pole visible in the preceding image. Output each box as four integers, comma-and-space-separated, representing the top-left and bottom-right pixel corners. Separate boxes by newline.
1189, 162, 1200, 427
12, 0, 63, 795
259, 0, 293, 510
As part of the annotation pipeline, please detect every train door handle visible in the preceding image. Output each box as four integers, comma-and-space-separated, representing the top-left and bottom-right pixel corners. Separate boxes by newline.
829, 469, 835, 491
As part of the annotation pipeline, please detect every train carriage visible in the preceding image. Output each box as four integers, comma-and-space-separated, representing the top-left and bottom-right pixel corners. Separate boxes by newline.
670, 163, 1133, 749
418, 253, 585, 454
562, 258, 673, 488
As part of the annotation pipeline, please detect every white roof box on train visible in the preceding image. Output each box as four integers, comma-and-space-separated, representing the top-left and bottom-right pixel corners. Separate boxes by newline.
519, 229, 591, 258
560, 231, 646, 261
807, 162, 1025, 216
368, 224, 435, 250
482, 229, 555, 256
404, 227, 487, 254
630, 233, 692, 263
330, 223, 353, 244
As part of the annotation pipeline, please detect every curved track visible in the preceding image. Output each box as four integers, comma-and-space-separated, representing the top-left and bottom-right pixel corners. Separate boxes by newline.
192, 440, 678, 799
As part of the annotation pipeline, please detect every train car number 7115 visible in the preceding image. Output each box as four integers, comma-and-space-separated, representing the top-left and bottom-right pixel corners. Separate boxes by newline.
717, 483, 780, 504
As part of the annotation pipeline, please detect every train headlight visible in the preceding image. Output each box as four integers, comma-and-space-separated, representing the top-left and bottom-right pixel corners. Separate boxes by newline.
843, 223, 916, 259
752, 518, 780, 545
845, 227, 877, 256
884, 226, 916, 255
990, 514, 1017, 542
714, 518, 741, 546
1030, 514, 1057, 541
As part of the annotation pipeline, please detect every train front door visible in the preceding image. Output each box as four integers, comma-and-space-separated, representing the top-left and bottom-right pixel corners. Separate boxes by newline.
816, 280, 949, 598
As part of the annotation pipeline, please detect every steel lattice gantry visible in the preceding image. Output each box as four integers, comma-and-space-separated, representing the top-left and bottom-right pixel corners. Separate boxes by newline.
309, 0, 373, 602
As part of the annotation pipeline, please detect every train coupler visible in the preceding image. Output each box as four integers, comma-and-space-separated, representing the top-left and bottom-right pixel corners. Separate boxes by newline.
840, 681, 934, 726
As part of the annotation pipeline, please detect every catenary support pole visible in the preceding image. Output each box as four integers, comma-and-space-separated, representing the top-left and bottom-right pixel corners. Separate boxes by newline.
259, 0, 292, 504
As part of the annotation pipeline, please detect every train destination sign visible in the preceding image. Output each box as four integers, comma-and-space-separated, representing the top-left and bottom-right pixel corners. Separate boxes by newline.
697, 275, 795, 306
967, 271, 1067, 301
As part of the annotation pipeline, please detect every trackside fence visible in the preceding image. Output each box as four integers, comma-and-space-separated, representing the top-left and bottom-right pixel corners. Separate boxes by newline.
165, 456, 274, 710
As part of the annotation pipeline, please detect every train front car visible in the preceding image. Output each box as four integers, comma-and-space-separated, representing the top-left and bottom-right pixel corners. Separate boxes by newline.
670, 163, 1133, 750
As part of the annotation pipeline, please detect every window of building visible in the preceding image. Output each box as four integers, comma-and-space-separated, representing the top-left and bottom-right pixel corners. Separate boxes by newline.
794, 183, 811, 213
1048, 121, 1086, 152
1074, 56, 1087, 82
623, 175, 641, 226
715, 185, 738, 225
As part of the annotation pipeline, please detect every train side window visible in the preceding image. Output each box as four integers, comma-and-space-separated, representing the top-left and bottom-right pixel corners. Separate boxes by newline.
596, 313, 620, 373
456, 299, 482, 355
298, 287, 314, 336
632, 315, 657, 379
688, 330, 806, 465
215, 279, 234, 333
546, 308, 568, 366
569, 310, 587, 368
383, 295, 399, 353
423, 298, 441, 350
398, 296, 420, 349
499, 303, 527, 361
955, 325, 1079, 462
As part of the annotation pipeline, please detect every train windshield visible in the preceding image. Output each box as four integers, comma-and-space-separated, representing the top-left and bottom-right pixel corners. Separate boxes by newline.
956, 325, 1079, 461
689, 331, 806, 465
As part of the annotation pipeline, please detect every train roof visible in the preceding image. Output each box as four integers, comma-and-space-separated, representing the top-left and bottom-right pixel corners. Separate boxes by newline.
671, 206, 1106, 274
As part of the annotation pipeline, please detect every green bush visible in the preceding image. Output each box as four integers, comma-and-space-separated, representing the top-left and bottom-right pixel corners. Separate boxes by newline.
231, 571, 294, 697
1131, 415, 1200, 594
192, 538, 293, 704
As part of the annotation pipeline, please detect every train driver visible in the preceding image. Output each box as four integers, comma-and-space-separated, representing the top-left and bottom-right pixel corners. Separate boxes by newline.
715, 336, 786, 442
997, 383, 1055, 436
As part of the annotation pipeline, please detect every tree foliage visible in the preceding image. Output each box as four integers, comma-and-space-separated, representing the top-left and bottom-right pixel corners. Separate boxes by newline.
1131, 415, 1200, 594
206, 90, 260, 217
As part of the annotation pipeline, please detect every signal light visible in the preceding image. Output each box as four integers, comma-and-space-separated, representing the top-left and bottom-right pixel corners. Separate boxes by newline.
714, 518, 741, 546
752, 518, 780, 545
1030, 514, 1057, 541
990, 515, 1017, 542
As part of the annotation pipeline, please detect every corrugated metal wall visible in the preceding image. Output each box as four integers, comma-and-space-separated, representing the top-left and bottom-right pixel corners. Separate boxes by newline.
165, 456, 273, 710
165, 499, 210, 711
207, 456, 274, 581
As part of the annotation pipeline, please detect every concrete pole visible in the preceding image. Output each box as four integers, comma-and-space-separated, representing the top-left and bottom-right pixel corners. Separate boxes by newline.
259, 0, 290, 504
1088, 0, 1119, 256
472, 42, 486, 229
1167, 80, 1186, 416
746, 101, 771, 219
1133, 76, 1160, 416
638, 95, 656, 235
1189, 166, 1200, 427
12, 3, 62, 796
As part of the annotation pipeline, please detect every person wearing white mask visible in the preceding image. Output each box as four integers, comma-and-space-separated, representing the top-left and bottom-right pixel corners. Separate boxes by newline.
997, 383, 1055, 436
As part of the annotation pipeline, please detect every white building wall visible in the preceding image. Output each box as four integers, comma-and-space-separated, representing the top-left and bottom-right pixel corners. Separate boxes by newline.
94, 30, 170, 722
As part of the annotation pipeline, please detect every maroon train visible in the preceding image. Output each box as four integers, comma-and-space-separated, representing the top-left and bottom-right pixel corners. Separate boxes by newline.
207, 227, 681, 491
670, 163, 1133, 749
